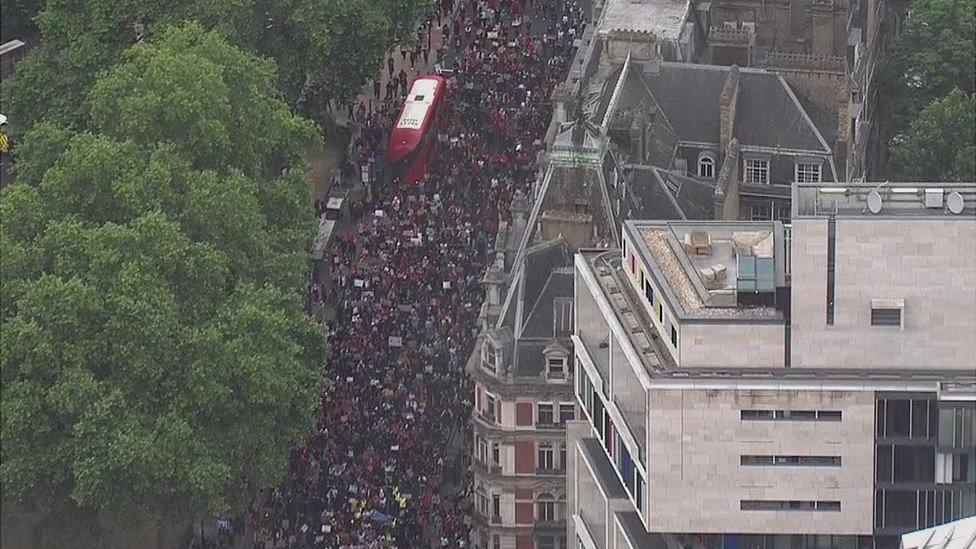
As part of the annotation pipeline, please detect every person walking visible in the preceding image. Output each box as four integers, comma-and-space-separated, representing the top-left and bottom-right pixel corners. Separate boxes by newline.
387, 55, 395, 77
373, 79, 381, 99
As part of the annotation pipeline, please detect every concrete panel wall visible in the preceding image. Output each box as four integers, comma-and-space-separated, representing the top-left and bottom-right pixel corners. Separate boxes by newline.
791, 217, 976, 369
645, 388, 875, 534
680, 322, 785, 368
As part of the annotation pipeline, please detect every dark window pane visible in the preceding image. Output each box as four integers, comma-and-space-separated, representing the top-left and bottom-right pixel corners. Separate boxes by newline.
887, 400, 911, 437
875, 490, 884, 529
877, 445, 893, 483
877, 399, 887, 437
818, 410, 842, 421
883, 490, 918, 530
893, 446, 934, 482
955, 409, 965, 449
911, 400, 929, 439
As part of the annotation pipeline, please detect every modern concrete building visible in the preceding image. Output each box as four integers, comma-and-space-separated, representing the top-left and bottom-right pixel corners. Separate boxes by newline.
568, 182, 976, 548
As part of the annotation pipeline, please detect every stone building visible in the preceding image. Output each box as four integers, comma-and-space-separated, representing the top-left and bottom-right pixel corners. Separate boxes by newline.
567, 181, 976, 548
592, 57, 843, 222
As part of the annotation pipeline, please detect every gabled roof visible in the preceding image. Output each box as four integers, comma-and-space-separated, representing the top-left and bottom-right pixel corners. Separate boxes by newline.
600, 62, 832, 155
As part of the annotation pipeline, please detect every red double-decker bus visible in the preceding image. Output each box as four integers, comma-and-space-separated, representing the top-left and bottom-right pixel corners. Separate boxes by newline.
388, 75, 446, 185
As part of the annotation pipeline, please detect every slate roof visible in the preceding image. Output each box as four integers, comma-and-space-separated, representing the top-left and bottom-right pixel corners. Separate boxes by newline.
623, 167, 716, 222
522, 269, 575, 339
494, 239, 575, 378
600, 62, 832, 155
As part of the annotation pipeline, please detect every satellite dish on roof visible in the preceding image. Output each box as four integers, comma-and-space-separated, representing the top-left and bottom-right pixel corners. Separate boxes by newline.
947, 191, 965, 215
867, 189, 883, 214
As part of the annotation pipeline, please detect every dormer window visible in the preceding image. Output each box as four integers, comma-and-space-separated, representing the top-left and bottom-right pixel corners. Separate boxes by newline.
547, 357, 566, 379
483, 341, 497, 373
698, 153, 716, 178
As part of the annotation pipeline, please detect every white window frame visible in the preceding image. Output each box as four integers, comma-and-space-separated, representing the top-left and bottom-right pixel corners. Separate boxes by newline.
537, 493, 557, 521
483, 392, 497, 422
795, 161, 822, 183
744, 158, 770, 184
538, 443, 555, 470
547, 356, 566, 379
537, 402, 555, 426
698, 153, 716, 179
483, 341, 497, 373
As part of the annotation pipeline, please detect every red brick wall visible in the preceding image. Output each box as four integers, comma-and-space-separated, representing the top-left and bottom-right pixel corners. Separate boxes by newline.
515, 402, 533, 426
514, 440, 534, 473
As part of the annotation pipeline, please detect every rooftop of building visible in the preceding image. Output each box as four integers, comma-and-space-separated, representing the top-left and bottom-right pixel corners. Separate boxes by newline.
490, 238, 575, 379
597, 61, 833, 156
794, 182, 976, 218
598, 0, 691, 41
625, 219, 787, 319
577, 247, 976, 385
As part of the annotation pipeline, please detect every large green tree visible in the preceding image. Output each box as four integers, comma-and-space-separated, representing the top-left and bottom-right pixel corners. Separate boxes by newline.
889, 89, 976, 181
0, 24, 325, 545
878, 0, 975, 179
1, 0, 431, 132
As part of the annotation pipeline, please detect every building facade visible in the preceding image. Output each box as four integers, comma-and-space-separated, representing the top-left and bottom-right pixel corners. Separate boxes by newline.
568, 182, 976, 548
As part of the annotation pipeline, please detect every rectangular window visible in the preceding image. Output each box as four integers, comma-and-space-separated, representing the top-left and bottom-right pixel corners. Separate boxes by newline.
644, 279, 654, 306
483, 342, 497, 373
795, 162, 822, 183
740, 500, 841, 512
483, 393, 497, 422
744, 158, 770, 184
559, 403, 575, 423
537, 403, 554, 426
547, 357, 565, 379
872, 307, 903, 327
670, 325, 678, 347
750, 202, 772, 221
741, 409, 842, 421
491, 442, 500, 466
740, 455, 842, 467
538, 443, 555, 470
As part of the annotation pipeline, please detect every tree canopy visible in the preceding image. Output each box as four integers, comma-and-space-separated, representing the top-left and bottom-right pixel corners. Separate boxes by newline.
1, 0, 431, 132
0, 24, 325, 544
889, 89, 976, 181
878, 0, 975, 180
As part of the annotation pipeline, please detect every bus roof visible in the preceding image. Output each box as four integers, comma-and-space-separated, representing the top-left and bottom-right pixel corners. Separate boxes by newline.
395, 78, 440, 130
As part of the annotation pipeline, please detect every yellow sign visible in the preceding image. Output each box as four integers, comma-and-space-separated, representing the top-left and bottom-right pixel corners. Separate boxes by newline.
0, 132, 8, 154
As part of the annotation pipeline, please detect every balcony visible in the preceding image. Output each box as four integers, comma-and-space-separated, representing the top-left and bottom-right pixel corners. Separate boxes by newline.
535, 466, 568, 476
472, 460, 503, 476
535, 421, 564, 430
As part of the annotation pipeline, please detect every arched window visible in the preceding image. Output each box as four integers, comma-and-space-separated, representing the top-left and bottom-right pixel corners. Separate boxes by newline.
698, 154, 716, 178
536, 492, 556, 521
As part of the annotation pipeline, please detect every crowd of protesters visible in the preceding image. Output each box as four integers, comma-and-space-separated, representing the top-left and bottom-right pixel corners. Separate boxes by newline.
251, 0, 586, 547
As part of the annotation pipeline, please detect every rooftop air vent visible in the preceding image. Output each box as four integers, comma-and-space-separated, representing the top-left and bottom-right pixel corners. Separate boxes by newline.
947, 191, 965, 215
924, 188, 944, 208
